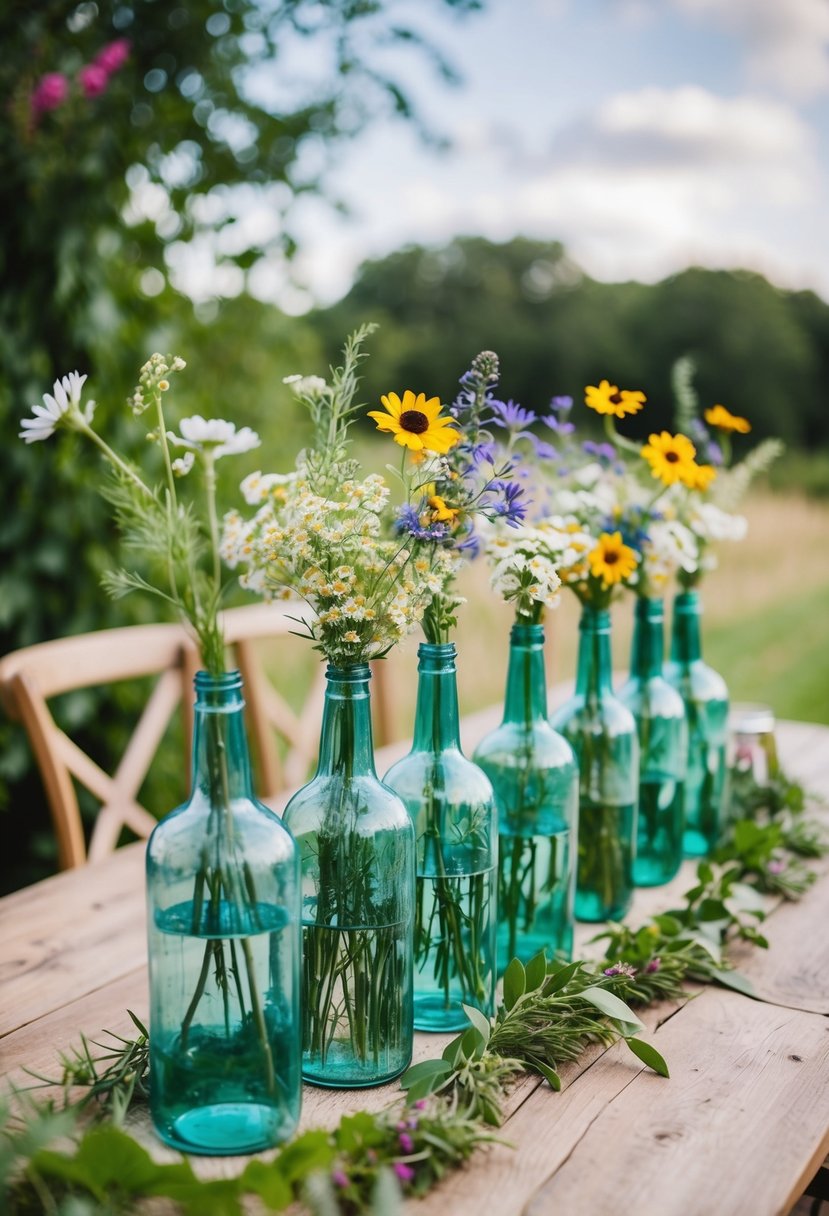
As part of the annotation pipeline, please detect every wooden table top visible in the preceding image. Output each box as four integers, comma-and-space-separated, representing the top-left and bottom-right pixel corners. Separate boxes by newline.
2, 716, 829, 1216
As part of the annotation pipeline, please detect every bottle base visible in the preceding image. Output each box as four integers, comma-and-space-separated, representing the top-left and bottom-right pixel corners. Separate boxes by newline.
302, 1040, 411, 1088
153, 1101, 294, 1156
634, 857, 682, 887
414, 993, 477, 1033
683, 828, 713, 858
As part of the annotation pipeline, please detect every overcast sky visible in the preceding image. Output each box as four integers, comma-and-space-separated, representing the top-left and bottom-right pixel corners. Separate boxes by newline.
167, 0, 829, 311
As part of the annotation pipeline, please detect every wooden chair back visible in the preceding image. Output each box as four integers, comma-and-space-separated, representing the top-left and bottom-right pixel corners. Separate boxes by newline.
0, 624, 197, 869
0, 605, 396, 870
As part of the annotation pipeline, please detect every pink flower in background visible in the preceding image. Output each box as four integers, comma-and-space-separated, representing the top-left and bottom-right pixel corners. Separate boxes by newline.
31, 72, 68, 114
393, 1162, 415, 1184
95, 38, 130, 73
79, 63, 108, 97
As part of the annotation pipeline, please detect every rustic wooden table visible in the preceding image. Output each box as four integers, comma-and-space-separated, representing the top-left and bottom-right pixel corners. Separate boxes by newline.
2, 717, 829, 1216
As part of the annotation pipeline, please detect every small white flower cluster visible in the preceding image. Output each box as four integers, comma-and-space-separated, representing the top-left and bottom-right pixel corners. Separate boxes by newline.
686, 501, 748, 545
283, 374, 328, 399
639, 519, 699, 593
128, 353, 186, 416
486, 516, 595, 618
223, 471, 451, 665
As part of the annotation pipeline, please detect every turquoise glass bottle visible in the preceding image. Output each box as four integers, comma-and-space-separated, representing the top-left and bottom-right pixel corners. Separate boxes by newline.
283, 664, 414, 1087
665, 590, 729, 857
473, 623, 578, 971
551, 606, 639, 922
384, 643, 497, 1032
618, 597, 687, 886
146, 670, 301, 1156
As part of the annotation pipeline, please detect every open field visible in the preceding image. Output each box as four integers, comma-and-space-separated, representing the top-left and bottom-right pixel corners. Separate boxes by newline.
258, 489, 829, 746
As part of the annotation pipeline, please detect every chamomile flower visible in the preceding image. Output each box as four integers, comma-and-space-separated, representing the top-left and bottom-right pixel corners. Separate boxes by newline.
19, 372, 94, 443
168, 416, 260, 460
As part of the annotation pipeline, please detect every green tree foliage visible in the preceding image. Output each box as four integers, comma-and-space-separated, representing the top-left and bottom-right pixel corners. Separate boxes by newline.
317, 236, 828, 449
0, 0, 481, 889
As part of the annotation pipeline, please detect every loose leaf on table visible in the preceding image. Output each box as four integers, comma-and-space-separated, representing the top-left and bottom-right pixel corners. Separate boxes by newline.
711, 968, 759, 999
579, 986, 643, 1035
525, 1054, 562, 1090
463, 1002, 493, 1044
625, 1037, 670, 1078
503, 957, 526, 1010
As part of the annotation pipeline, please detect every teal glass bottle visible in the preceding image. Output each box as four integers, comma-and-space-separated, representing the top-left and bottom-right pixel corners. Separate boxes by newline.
283, 664, 414, 1087
665, 590, 729, 857
384, 643, 497, 1032
618, 597, 687, 886
147, 670, 301, 1156
473, 623, 578, 971
550, 606, 639, 922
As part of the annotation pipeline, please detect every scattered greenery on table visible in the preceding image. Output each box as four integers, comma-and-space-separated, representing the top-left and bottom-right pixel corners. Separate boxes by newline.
2, 765, 825, 1214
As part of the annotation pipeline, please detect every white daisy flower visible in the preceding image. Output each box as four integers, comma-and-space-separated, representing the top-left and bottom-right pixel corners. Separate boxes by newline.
19, 371, 94, 444
171, 452, 195, 477
167, 416, 260, 460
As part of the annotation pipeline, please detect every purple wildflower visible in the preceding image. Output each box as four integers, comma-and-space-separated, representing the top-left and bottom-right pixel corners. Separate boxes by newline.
79, 63, 108, 97
529, 436, 558, 461
393, 1162, 416, 1185
549, 394, 573, 413
399, 1132, 415, 1153
604, 962, 637, 979
489, 398, 537, 431
541, 414, 576, 436
332, 1169, 349, 1188
456, 530, 482, 558
768, 859, 786, 875
396, 505, 448, 543
96, 38, 130, 74
645, 957, 662, 974
582, 440, 617, 464
467, 440, 497, 467
413, 1099, 427, 1110
484, 479, 528, 526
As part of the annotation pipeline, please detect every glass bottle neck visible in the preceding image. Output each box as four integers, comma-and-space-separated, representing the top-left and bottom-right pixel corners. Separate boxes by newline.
670, 590, 702, 664
630, 597, 666, 681
315, 664, 376, 778
412, 643, 461, 752
503, 623, 548, 725
191, 670, 253, 802
575, 606, 614, 699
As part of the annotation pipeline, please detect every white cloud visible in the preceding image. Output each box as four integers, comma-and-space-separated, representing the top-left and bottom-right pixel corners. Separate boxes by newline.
298, 85, 825, 303
673, 0, 829, 96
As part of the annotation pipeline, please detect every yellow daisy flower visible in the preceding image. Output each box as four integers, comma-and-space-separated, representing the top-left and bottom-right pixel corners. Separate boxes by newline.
588, 532, 638, 588
368, 390, 460, 454
704, 404, 751, 434
641, 431, 697, 486
585, 379, 647, 419
681, 461, 717, 491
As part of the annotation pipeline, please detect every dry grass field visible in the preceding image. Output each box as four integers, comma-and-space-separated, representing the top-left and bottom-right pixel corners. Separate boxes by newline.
258, 489, 829, 745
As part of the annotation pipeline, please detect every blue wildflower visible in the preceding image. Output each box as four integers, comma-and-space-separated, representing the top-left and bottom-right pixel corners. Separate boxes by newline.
489, 398, 537, 431
396, 505, 448, 542
529, 436, 558, 461
582, 440, 617, 464
485, 479, 528, 526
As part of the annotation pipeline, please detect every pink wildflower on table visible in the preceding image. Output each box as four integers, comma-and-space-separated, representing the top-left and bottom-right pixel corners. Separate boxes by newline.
603, 962, 637, 979
393, 1162, 416, 1184
96, 38, 130, 73
331, 1169, 349, 1188
645, 957, 662, 974
399, 1132, 415, 1154
31, 73, 68, 114
79, 64, 108, 97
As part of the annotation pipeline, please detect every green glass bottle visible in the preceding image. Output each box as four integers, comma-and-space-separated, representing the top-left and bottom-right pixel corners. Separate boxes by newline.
473, 623, 578, 971
147, 670, 301, 1156
384, 643, 497, 1032
665, 590, 729, 857
550, 606, 639, 922
618, 597, 687, 886
283, 664, 414, 1087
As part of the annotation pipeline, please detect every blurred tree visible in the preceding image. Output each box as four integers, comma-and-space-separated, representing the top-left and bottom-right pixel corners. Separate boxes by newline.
0, 0, 482, 888
316, 236, 828, 451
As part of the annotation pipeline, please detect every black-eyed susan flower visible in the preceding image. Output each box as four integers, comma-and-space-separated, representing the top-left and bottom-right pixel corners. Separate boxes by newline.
682, 461, 717, 491
641, 431, 697, 486
426, 492, 460, 524
588, 531, 638, 588
585, 379, 646, 419
704, 404, 751, 434
368, 390, 460, 454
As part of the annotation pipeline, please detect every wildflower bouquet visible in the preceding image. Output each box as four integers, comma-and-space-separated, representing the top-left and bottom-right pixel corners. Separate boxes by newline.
20, 359, 300, 1152
375, 352, 541, 1026
224, 327, 445, 1083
